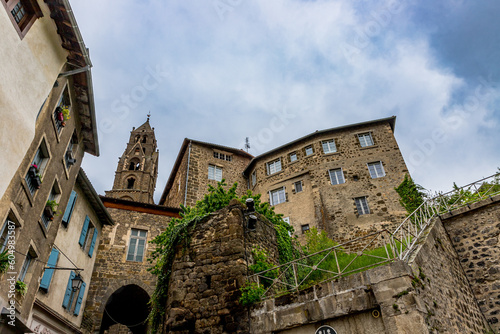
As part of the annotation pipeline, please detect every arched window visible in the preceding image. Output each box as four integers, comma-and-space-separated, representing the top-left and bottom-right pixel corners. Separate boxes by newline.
127, 178, 135, 189
134, 135, 140, 143
141, 136, 147, 143
128, 159, 140, 171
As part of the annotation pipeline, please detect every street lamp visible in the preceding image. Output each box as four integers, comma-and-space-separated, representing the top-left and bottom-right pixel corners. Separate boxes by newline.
72, 274, 83, 291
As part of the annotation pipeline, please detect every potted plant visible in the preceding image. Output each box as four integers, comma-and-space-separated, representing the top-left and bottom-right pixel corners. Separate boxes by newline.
56, 105, 70, 126
15, 280, 27, 296
28, 164, 42, 189
45, 200, 59, 220
0, 250, 8, 274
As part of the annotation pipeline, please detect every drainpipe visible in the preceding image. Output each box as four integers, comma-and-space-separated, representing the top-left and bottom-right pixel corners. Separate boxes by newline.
183, 141, 192, 207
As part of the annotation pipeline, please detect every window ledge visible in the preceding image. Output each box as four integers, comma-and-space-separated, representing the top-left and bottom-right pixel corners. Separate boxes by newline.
266, 170, 285, 179
323, 151, 340, 156
360, 145, 378, 150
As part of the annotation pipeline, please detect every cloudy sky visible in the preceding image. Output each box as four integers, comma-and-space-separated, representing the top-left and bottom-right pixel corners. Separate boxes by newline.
74, 0, 500, 203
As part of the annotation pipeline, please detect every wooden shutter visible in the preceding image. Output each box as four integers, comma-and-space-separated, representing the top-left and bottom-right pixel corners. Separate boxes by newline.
73, 282, 87, 316
88, 229, 98, 258
62, 271, 76, 309
78, 216, 90, 246
39, 248, 59, 291
62, 190, 78, 226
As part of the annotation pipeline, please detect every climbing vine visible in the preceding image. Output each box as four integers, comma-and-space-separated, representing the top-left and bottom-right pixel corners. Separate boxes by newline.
395, 174, 426, 214
147, 180, 297, 333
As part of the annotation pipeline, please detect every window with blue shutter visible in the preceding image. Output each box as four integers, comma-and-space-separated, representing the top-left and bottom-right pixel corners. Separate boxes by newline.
78, 216, 90, 246
62, 271, 76, 309
88, 229, 98, 258
62, 190, 78, 226
73, 282, 86, 316
39, 248, 59, 292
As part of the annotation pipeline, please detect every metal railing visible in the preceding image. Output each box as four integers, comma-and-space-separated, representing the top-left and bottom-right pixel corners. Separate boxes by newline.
248, 173, 500, 299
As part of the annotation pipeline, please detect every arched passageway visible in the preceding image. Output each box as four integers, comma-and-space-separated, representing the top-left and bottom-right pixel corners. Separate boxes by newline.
99, 284, 150, 334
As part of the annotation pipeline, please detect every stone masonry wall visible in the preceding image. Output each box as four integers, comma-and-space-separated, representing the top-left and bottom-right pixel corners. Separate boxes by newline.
163, 201, 277, 333
249, 121, 408, 243
408, 218, 490, 333
441, 194, 500, 332
82, 206, 174, 333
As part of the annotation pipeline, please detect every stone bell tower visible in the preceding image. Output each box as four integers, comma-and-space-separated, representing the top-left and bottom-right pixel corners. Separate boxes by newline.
105, 116, 159, 204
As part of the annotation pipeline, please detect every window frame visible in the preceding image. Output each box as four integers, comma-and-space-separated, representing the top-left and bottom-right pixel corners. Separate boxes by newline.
126, 229, 148, 262
301, 224, 310, 234
266, 158, 282, 175
208, 164, 223, 181
25, 139, 50, 195
367, 161, 385, 178
305, 145, 314, 156
251, 170, 257, 187
289, 152, 297, 162
358, 132, 374, 147
322, 139, 337, 154
329, 168, 345, 185
355, 196, 370, 215
269, 187, 286, 206
293, 180, 303, 193
1, 0, 42, 39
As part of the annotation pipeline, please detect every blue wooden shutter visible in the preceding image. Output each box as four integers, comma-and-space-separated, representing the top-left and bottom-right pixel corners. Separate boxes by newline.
62, 271, 76, 309
62, 190, 78, 225
39, 248, 59, 291
78, 216, 90, 246
88, 229, 98, 258
73, 281, 86, 316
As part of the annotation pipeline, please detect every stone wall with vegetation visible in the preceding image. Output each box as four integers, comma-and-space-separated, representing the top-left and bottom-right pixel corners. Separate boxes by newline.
441, 194, 500, 332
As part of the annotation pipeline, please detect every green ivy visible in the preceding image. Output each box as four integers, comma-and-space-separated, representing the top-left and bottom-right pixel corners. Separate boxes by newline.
147, 180, 297, 333
395, 174, 426, 214
239, 282, 266, 306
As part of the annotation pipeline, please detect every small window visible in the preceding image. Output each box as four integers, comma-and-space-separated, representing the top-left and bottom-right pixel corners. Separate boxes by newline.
329, 168, 345, 185
127, 178, 136, 189
127, 229, 147, 262
270, 187, 286, 206
294, 181, 303, 193
305, 146, 313, 156
54, 88, 71, 132
128, 158, 140, 171
78, 216, 98, 257
141, 136, 147, 143
266, 159, 282, 175
367, 161, 385, 178
208, 165, 222, 181
41, 186, 60, 228
289, 152, 297, 162
62, 271, 86, 316
358, 133, 374, 147
322, 139, 337, 154
251, 170, 257, 187
2, 0, 42, 37
301, 224, 310, 234
25, 139, 50, 195
0, 218, 15, 253
355, 197, 370, 215
19, 247, 37, 282
214, 152, 232, 161
283, 217, 290, 224
65, 133, 78, 169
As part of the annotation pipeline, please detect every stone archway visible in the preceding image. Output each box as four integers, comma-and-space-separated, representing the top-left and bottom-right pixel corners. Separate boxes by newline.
99, 284, 150, 334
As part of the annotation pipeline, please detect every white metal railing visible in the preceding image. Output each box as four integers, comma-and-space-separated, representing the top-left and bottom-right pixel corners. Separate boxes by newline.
248, 173, 500, 299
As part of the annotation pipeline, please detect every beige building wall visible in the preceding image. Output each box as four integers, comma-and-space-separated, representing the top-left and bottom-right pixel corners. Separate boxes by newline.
0, 1, 68, 200
31, 180, 105, 332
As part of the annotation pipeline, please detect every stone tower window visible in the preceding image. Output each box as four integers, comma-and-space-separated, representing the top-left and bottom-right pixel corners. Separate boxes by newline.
127, 178, 136, 189
128, 159, 140, 171
358, 132, 374, 147
355, 197, 370, 215
142, 135, 147, 143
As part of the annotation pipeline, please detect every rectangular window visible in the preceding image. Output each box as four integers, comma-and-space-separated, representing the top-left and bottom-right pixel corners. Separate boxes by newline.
0, 220, 11, 253
2, 0, 42, 38
301, 224, 310, 234
294, 180, 303, 193
266, 159, 282, 175
251, 171, 256, 187
322, 139, 337, 154
62, 271, 86, 316
270, 187, 286, 206
19, 252, 33, 282
358, 133, 374, 147
367, 161, 385, 178
329, 168, 345, 185
54, 88, 70, 131
208, 164, 222, 181
213, 152, 232, 161
78, 216, 98, 257
65, 133, 78, 169
305, 146, 313, 156
41, 187, 59, 228
289, 152, 297, 162
355, 197, 370, 215
127, 229, 147, 262
25, 139, 49, 195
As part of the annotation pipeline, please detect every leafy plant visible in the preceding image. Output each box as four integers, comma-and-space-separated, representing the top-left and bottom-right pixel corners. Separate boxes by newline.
60, 106, 70, 121
0, 250, 9, 274
239, 282, 265, 306
15, 281, 27, 296
249, 247, 278, 288
46, 200, 58, 212
395, 174, 426, 214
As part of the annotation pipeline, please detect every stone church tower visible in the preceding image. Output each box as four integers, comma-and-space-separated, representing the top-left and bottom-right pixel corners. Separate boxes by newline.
105, 117, 158, 204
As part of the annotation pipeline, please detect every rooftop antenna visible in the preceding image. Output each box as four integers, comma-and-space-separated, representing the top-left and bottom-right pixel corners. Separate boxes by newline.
245, 137, 250, 152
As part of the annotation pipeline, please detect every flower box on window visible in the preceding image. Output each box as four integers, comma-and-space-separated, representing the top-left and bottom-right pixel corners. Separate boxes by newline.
56, 106, 70, 126
45, 200, 59, 221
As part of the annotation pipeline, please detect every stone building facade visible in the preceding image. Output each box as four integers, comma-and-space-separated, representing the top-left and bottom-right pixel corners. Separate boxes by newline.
83, 123, 180, 334
0, 1, 99, 332
160, 139, 253, 208
105, 119, 159, 204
